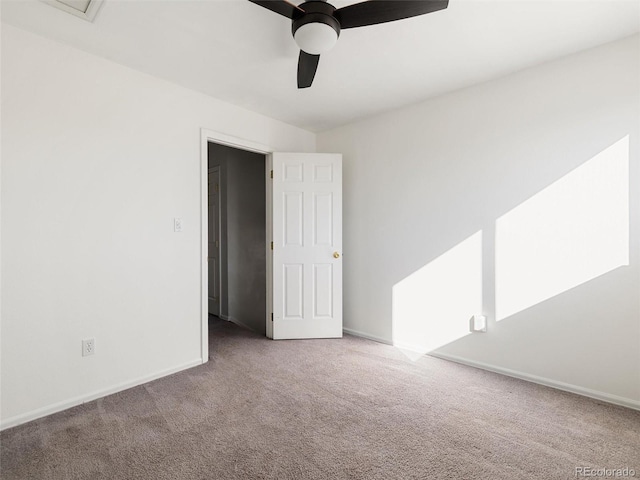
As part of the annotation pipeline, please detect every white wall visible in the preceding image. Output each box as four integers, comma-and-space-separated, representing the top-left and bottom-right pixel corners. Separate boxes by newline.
318, 35, 640, 407
0, 25, 315, 428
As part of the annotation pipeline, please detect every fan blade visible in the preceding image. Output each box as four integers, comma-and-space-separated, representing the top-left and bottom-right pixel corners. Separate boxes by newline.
248, 0, 303, 19
335, 0, 448, 29
298, 51, 320, 88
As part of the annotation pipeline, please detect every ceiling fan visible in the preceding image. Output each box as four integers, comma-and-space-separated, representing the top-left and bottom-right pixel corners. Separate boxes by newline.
249, 0, 449, 88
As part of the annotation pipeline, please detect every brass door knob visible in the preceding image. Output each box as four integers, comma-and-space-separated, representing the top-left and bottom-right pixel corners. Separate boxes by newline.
333, 252, 340, 259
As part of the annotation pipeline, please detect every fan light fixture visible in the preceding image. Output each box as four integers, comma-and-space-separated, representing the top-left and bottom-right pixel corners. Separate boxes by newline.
291, 3, 341, 56
249, 0, 449, 88
294, 22, 339, 55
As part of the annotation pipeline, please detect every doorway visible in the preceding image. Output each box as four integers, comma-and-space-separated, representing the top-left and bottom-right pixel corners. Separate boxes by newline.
199, 129, 343, 361
208, 142, 267, 335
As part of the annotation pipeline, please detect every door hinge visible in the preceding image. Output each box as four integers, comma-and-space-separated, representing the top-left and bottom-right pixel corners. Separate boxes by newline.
270, 170, 273, 179
215, 240, 219, 248
271, 313, 274, 322
270, 241, 274, 250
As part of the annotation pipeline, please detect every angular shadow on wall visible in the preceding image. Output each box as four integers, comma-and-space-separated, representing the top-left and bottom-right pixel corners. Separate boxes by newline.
391, 135, 631, 359
495, 136, 630, 321
392, 231, 483, 360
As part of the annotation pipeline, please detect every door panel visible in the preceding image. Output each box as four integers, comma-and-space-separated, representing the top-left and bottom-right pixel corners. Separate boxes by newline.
272, 153, 342, 339
283, 264, 304, 319
284, 192, 304, 246
313, 264, 333, 318
314, 192, 333, 246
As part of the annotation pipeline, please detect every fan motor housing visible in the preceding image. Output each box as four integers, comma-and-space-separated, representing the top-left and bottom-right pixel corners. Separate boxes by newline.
292, 1, 341, 40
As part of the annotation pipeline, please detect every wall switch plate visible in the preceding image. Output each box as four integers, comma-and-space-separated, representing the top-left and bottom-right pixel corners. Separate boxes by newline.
82, 338, 95, 356
174, 217, 183, 232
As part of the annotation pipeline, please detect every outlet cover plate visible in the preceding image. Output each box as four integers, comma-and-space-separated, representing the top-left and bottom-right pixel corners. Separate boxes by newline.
82, 338, 95, 356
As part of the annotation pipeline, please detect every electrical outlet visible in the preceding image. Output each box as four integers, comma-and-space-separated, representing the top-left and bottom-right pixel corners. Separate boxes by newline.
471, 315, 487, 333
82, 338, 95, 357
174, 217, 183, 232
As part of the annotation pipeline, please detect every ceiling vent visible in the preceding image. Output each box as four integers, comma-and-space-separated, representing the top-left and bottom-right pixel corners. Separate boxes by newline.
42, 0, 104, 22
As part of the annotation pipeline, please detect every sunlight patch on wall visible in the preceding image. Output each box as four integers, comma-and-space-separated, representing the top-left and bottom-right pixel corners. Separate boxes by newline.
392, 231, 483, 360
495, 136, 630, 321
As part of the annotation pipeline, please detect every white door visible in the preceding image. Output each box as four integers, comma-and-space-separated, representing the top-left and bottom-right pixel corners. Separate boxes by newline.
271, 153, 342, 339
208, 167, 221, 316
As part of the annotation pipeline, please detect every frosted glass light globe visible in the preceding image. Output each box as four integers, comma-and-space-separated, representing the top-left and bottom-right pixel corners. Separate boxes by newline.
294, 22, 339, 55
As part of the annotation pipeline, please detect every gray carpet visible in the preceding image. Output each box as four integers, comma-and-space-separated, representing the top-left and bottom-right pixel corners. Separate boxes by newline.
2, 318, 639, 480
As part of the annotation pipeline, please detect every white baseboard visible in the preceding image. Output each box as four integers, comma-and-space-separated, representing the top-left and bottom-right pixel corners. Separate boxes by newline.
339, 329, 640, 411
0, 358, 204, 431
227, 316, 256, 332
227, 316, 253, 330
430, 352, 640, 412
343, 327, 392, 345
391, 340, 429, 354
220, 315, 260, 334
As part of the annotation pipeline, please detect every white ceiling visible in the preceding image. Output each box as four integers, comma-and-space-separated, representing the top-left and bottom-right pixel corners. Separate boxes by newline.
2, 0, 639, 132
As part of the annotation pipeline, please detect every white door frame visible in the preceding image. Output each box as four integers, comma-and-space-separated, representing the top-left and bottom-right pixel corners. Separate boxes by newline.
200, 128, 274, 362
